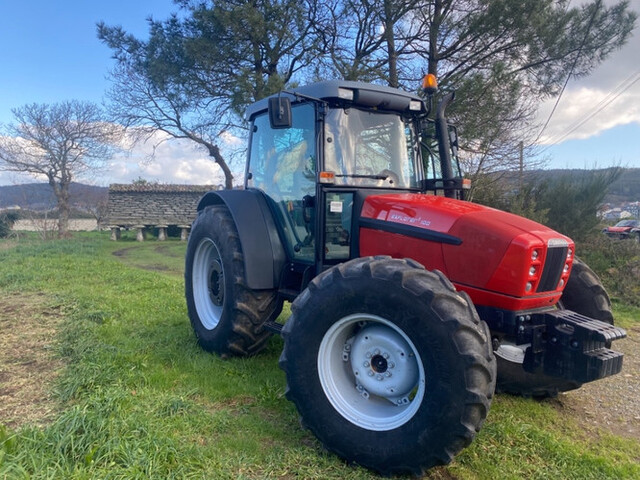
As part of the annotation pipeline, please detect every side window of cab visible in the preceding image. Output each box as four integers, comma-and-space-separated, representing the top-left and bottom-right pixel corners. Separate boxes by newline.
247, 103, 317, 261
248, 103, 316, 201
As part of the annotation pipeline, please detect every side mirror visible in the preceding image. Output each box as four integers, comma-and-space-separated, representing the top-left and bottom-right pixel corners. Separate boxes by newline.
268, 96, 292, 129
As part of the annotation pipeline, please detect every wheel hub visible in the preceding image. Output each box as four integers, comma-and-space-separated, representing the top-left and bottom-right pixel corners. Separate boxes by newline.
318, 314, 426, 431
371, 354, 388, 373
350, 325, 419, 400
208, 259, 224, 306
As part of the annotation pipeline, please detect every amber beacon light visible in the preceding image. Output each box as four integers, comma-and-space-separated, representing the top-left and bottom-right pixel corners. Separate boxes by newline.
421, 73, 438, 95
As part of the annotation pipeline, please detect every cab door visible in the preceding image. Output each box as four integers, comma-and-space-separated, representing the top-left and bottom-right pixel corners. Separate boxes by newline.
247, 102, 317, 263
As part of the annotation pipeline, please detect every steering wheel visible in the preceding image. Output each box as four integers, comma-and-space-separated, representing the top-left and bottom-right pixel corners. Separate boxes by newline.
377, 169, 400, 187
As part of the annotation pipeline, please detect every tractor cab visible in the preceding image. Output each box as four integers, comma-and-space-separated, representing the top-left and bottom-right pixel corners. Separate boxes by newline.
244, 80, 463, 281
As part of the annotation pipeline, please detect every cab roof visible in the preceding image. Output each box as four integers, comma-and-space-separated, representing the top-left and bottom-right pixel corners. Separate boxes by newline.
245, 80, 426, 120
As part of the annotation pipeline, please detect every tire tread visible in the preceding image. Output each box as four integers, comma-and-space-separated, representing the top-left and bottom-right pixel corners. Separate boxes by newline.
186, 205, 282, 357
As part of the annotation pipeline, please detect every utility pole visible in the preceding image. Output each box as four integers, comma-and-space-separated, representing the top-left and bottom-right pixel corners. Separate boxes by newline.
518, 141, 524, 191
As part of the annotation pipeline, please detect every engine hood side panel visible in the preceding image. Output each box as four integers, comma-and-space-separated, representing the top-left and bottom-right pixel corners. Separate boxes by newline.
359, 194, 574, 309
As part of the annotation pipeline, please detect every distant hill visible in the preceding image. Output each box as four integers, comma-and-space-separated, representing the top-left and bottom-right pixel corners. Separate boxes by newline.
0, 183, 108, 211
483, 167, 639, 204
601, 168, 640, 203
522, 168, 640, 204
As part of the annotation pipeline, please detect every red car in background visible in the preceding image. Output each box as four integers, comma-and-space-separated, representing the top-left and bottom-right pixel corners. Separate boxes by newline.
602, 219, 640, 241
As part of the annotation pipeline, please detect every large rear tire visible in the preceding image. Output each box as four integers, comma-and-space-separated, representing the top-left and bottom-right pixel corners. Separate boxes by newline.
558, 257, 613, 323
185, 205, 282, 357
495, 257, 613, 397
279, 257, 496, 475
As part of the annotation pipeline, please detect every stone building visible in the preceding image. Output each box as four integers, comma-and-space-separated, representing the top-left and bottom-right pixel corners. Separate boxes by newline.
104, 184, 217, 241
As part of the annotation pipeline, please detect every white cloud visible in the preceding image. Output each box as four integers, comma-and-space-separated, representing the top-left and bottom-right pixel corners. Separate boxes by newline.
0, 169, 41, 186
0, 127, 246, 187
220, 130, 243, 146
103, 130, 243, 186
537, 83, 640, 145
535, 0, 640, 145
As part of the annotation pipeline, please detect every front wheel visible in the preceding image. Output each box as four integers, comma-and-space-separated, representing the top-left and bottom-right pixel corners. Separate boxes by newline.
185, 205, 282, 357
279, 257, 496, 475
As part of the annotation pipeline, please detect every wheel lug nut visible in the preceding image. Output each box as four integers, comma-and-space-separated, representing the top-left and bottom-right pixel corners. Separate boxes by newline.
374, 349, 380, 355
389, 362, 395, 369
385, 372, 392, 377
383, 353, 389, 359
376, 374, 383, 381
368, 371, 374, 377
366, 352, 372, 359
363, 361, 370, 367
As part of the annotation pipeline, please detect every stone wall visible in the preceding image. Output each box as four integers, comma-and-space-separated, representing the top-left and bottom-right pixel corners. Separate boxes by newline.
104, 184, 216, 227
104, 184, 217, 240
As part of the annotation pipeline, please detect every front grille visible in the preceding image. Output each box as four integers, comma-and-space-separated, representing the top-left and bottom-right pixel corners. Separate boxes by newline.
536, 245, 568, 292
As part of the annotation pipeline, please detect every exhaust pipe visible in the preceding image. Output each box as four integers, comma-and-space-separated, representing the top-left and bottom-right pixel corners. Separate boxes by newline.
435, 92, 456, 198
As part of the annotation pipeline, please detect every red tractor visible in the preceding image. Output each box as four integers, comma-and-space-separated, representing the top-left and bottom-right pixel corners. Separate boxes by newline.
185, 78, 625, 475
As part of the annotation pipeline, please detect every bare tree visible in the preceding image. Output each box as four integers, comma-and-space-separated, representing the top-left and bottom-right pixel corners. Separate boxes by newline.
105, 61, 237, 188
98, 0, 321, 189
0, 101, 120, 237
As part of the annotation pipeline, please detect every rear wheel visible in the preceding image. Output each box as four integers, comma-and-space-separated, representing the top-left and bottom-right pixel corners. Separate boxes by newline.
558, 257, 613, 323
185, 205, 282, 357
279, 257, 496, 475
495, 257, 613, 397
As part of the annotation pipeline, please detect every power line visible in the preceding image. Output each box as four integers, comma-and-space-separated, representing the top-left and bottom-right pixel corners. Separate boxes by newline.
538, 69, 640, 153
533, 0, 603, 146
549, 69, 640, 142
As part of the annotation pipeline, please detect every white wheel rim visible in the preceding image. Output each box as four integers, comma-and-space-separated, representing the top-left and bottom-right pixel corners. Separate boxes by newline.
318, 314, 425, 431
192, 238, 224, 330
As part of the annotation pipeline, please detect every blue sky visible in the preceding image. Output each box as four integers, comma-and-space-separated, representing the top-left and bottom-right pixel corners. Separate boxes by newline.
542, 123, 640, 170
0, 0, 638, 186
0, 0, 176, 118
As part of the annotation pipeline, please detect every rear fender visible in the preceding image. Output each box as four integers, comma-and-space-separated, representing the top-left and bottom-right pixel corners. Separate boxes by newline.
197, 189, 286, 290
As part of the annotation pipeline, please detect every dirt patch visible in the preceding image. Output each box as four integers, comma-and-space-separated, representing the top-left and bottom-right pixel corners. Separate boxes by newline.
548, 325, 640, 441
154, 245, 184, 258
0, 240, 18, 251
144, 264, 171, 272
0, 293, 65, 429
112, 247, 170, 272
112, 247, 135, 257
112, 245, 184, 276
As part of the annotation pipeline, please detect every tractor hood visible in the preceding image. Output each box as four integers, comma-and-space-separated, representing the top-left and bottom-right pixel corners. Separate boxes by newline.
359, 194, 574, 310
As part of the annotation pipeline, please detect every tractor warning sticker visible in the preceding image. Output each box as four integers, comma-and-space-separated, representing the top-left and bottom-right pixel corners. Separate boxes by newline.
330, 201, 343, 213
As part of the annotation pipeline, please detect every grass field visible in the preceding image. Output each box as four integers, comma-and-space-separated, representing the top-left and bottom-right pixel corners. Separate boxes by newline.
1, 232, 639, 479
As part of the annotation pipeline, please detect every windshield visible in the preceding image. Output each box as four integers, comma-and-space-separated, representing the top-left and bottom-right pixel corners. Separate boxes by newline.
324, 108, 420, 189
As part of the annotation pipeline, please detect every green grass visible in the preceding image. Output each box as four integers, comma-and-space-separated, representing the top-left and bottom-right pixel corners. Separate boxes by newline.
1, 232, 639, 479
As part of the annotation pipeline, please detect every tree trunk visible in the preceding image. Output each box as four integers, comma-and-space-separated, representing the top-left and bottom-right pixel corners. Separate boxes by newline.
383, 0, 399, 88
57, 201, 70, 238
49, 177, 71, 237
208, 144, 234, 189
429, 0, 443, 77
